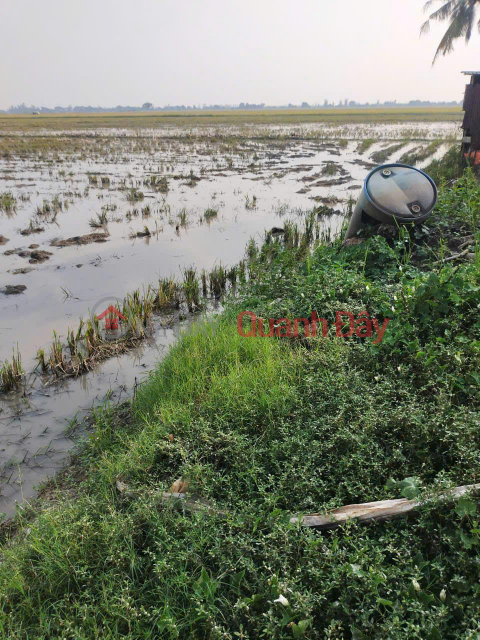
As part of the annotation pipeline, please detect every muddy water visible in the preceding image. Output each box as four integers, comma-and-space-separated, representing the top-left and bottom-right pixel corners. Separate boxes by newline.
8, 120, 460, 141
0, 311, 207, 519
0, 123, 457, 517
0, 326, 172, 518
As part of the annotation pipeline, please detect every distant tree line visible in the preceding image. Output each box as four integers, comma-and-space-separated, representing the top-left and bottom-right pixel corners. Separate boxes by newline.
1, 99, 462, 114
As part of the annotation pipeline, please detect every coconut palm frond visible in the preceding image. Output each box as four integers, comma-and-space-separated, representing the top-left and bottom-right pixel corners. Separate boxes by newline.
424, 0, 461, 21
421, 2, 458, 38
434, 1, 477, 59
422, 0, 479, 63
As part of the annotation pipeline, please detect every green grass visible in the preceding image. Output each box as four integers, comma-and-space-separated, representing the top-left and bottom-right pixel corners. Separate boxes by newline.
356, 138, 376, 154
0, 107, 463, 132
321, 162, 338, 176
426, 145, 464, 185
370, 141, 408, 164
0, 167, 479, 638
0, 347, 23, 392
0, 191, 16, 214
203, 208, 218, 220
399, 140, 445, 166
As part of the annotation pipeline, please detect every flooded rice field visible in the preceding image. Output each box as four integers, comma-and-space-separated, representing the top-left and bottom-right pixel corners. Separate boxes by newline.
0, 120, 459, 517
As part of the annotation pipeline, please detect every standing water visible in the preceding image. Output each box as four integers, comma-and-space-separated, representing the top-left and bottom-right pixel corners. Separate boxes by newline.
0, 121, 459, 517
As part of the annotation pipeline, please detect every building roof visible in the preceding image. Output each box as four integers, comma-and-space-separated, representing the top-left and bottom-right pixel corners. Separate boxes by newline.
462, 71, 480, 76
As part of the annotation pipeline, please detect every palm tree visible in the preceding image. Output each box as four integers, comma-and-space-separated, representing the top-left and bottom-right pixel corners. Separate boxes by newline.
422, 0, 480, 63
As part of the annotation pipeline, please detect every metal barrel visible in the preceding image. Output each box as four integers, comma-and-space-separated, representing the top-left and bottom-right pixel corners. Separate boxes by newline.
345, 163, 438, 240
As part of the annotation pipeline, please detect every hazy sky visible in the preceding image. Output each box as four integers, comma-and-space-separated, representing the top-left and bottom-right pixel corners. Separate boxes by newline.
2, 0, 480, 109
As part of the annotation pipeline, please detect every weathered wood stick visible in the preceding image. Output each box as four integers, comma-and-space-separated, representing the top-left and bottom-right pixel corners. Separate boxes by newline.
116, 479, 225, 515
160, 491, 226, 515
117, 479, 480, 531
433, 248, 471, 265
290, 483, 480, 530
457, 235, 475, 250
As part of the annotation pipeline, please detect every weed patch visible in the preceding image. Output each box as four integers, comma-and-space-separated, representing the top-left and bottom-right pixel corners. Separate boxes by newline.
0, 165, 479, 639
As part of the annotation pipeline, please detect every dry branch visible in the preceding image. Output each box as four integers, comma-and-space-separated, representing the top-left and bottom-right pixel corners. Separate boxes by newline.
115, 479, 225, 515
433, 248, 472, 265
116, 480, 480, 531
458, 236, 475, 251
290, 483, 480, 530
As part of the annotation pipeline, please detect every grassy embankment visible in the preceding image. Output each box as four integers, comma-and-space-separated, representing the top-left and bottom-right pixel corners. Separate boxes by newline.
0, 159, 479, 639
0, 107, 462, 132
